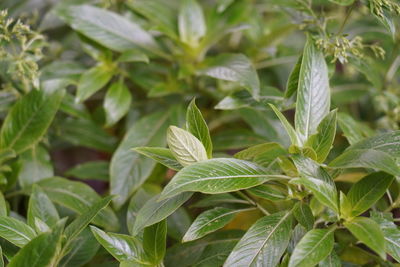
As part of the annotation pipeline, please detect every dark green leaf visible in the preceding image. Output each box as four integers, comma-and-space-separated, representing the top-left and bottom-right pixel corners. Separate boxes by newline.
76, 65, 113, 103
285, 54, 302, 98
65, 161, 109, 181
143, 220, 167, 264
269, 104, 299, 146
293, 202, 314, 231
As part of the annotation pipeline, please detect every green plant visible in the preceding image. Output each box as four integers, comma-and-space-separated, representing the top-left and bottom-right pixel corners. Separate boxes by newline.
0, 0, 399, 266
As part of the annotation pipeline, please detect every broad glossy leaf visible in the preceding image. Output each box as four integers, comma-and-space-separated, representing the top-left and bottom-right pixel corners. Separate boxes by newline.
143, 220, 167, 264
36, 177, 118, 230
8, 225, 63, 267
344, 217, 385, 258
292, 156, 338, 213
224, 211, 293, 267
160, 158, 281, 200
0, 216, 36, 247
65, 161, 109, 181
75, 65, 113, 103
57, 5, 160, 53
104, 80, 132, 126
178, 0, 206, 47
17, 145, 53, 187
305, 110, 337, 163
285, 54, 302, 98
90, 226, 148, 264
288, 227, 335, 267
246, 184, 287, 201
370, 211, 400, 262
337, 112, 374, 145
293, 202, 314, 231
329, 149, 400, 176
133, 147, 182, 171
347, 172, 394, 217
200, 53, 260, 100
295, 36, 330, 144
167, 126, 208, 166
132, 192, 192, 235
186, 99, 213, 158
110, 111, 172, 209
183, 207, 250, 242
269, 104, 299, 146
0, 89, 64, 154
348, 130, 400, 158
28, 185, 59, 228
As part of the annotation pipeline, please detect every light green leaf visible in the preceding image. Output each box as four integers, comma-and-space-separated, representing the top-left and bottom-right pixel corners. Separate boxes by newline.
167, 126, 208, 166
143, 220, 167, 264
8, 224, 63, 267
133, 147, 182, 171
292, 156, 338, 214
344, 217, 385, 258
348, 130, 400, 158
288, 227, 335, 267
347, 172, 394, 217
183, 207, 251, 242
305, 110, 337, 163
186, 99, 213, 158
293, 202, 314, 231
36, 177, 118, 230
329, 0, 355, 5
339, 191, 352, 220
0, 216, 36, 248
329, 149, 400, 176
57, 5, 161, 53
27, 185, 59, 228
200, 53, 260, 100
132, 192, 192, 235
76, 65, 113, 103
17, 145, 53, 187
117, 49, 149, 63
90, 226, 148, 264
104, 80, 132, 126
178, 0, 206, 47
269, 104, 299, 146
65, 161, 109, 181
0, 89, 64, 154
285, 54, 302, 98
295, 36, 330, 144
234, 142, 286, 161
224, 211, 293, 267
160, 158, 282, 200
110, 111, 172, 209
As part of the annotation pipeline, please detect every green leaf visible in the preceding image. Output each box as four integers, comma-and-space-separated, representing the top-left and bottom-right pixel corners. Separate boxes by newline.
288, 227, 335, 267
104, 80, 132, 126
269, 104, 299, 146
295, 36, 330, 144
0, 192, 7, 216
117, 49, 149, 63
76, 65, 113, 103
339, 191, 352, 220
183, 207, 251, 242
192, 193, 248, 208
246, 184, 287, 201
186, 99, 213, 158
167, 126, 208, 166
8, 224, 63, 267
0, 216, 36, 247
110, 111, 172, 209
178, 0, 206, 47
160, 158, 282, 200
27, 185, 59, 228
17, 145, 53, 187
0, 89, 64, 154
143, 220, 167, 264
292, 156, 338, 214
57, 5, 161, 53
224, 211, 293, 267
344, 217, 385, 258
64, 196, 114, 243
235, 142, 286, 160
36, 177, 118, 230
329, 149, 400, 176
348, 130, 400, 158
337, 112, 374, 145
285, 54, 302, 98
293, 202, 314, 231
0, 247, 3, 267
90, 226, 148, 264
305, 110, 337, 163
370, 211, 400, 262
347, 172, 394, 217
132, 192, 192, 235
65, 161, 109, 181
318, 250, 341, 267
133, 147, 183, 171
199, 53, 260, 100
329, 0, 354, 5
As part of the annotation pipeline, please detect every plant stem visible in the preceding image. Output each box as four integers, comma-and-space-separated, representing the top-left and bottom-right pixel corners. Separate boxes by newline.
337, 2, 356, 36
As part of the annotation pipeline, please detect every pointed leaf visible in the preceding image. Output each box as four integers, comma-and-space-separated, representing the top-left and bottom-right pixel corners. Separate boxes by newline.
28, 185, 59, 228
133, 147, 183, 171
269, 104, 299, 146
285, 54, 302, 98
76, 65, 113, 102
293, 202, 314, 231
178, 0, 206, 47
104, 80, 132, 126
143, 220, 167, 264
0, 217, 36, 247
